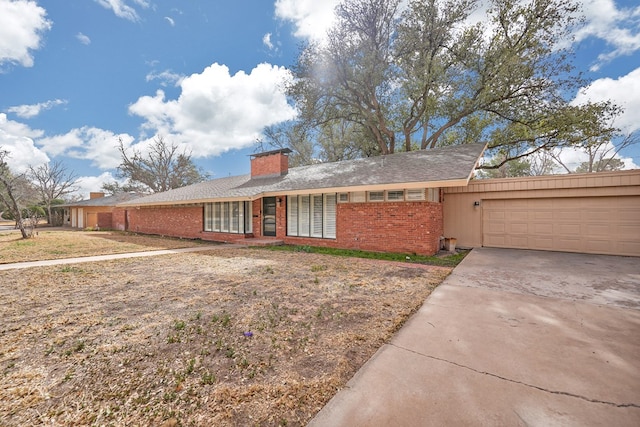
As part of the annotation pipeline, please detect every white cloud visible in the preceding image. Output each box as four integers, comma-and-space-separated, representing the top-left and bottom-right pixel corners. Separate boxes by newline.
573, 67, 640, 134
0, 113, 44, 139
275, 0, 339, 42
573, 0, 640, 71
0, 114, 48, 173
164, 16, 175, 26
0, 0, 52, 69
75, 171, 118, 199
554, 142, 639, 172
94, 0, 148, 22
146, 69, 184, 86
129, 62, 297, 157
6, 99, 67, 119
76, 32, 91, 45
38, 127, 134, 170
263, 33, 274, 50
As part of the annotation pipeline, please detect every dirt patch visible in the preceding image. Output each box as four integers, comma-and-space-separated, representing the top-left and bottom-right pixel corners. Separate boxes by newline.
0, 247, 450, 426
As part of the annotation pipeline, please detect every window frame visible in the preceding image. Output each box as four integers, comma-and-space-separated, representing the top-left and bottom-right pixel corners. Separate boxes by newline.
204, 201, 252, 234
386, 190, 405, 201
287, 193, 337, 239
368, 191, 384, 202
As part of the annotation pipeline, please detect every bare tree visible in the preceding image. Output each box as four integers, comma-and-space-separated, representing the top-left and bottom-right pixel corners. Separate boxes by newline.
552, 132, 638, 173
29, 160, 78, 225
113, 136, 207, 193
0, 149, 39, 238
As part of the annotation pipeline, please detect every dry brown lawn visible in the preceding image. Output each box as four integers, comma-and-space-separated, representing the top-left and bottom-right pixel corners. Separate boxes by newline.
0, 231, 451, 426
0, 230, 207, 264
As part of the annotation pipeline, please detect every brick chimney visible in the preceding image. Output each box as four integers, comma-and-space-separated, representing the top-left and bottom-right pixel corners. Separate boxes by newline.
250, 148, 292, 178
89, 192, 105, 199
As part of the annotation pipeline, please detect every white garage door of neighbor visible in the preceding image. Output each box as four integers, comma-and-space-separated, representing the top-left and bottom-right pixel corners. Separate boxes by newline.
482, 196, 640, 256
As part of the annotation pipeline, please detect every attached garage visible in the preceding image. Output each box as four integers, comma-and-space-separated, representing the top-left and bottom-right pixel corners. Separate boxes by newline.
444, 170, 640, 257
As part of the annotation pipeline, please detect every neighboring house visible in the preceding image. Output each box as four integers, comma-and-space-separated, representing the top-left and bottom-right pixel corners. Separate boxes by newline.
115, 144, 486, 255
62, 192, 144, 230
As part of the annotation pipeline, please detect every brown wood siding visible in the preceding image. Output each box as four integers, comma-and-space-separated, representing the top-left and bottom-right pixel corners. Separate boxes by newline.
443, 170, 640, 256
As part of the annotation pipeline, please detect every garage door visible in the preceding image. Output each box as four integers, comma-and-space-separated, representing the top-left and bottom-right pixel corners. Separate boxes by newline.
483, 197, 640, 256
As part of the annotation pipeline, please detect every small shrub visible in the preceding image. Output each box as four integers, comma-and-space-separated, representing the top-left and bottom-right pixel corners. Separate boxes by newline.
174, 320, 186, 331
220, 314, 231, 328
201, 371, 216, 385
185, 358, 195, 375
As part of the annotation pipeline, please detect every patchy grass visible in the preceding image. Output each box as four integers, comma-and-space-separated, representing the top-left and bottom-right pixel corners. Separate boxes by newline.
0, 245, 451, 426
0, 230, 209, 264
264, 244, 469, 267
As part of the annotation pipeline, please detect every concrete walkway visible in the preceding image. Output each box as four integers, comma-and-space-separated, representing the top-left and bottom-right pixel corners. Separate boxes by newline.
0, 244, 240, 271
310, 248, 640, 426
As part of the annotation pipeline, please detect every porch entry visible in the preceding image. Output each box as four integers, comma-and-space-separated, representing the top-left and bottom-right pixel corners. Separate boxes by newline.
263, 197, 276, 237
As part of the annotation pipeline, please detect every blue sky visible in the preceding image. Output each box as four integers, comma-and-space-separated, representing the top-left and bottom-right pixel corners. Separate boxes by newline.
1, 0, 639, 198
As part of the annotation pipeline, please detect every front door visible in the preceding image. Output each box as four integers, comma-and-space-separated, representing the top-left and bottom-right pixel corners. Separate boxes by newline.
263, 197, 276, 237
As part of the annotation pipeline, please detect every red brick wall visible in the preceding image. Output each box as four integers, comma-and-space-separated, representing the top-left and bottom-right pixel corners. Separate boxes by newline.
113, 205, 254, 242
112, 199, 444, 255
97, 212, 113, 229
126, 206, 204, 238
251, 153, 288, 177
281, 200, 443, 255
112, 208, 126, 231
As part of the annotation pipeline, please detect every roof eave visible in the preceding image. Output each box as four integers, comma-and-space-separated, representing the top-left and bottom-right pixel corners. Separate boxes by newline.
116, 178, 472, 207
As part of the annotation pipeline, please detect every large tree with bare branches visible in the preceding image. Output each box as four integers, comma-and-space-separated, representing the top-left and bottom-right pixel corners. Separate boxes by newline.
0, 149, 40, 238
107, 136, 207, 194
29, 160, 78, 225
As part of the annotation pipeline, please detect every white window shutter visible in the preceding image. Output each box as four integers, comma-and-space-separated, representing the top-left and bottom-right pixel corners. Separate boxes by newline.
299, 196, 310, 236
323, 194, 336, 238
287, 196, 298, 236
311, 195, 323, 237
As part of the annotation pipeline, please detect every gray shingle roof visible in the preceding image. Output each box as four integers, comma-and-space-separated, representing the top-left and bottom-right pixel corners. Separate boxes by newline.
120, 143, 485, 207
62, 192, 144, 207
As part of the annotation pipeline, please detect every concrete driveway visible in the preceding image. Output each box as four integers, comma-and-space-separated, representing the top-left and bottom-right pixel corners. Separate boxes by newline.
310, 248, 640, 426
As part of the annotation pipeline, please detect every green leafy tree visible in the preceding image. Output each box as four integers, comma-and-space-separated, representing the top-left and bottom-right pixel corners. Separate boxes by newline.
282, 0, 619, 169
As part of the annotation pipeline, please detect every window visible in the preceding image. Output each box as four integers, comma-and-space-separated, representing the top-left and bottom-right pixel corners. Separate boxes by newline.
427, 188, 440, 202
368, 191, 384, 202
351, 192, 366, 203
204, 203, 213, 230
323, 194, 337, 238
287, 193, 336, 239
287, 195, 298, 235
299, 196, 310, 237
406, 189, 425, 201
204, 201, 252, 233
338, 193, 349, 203
386, 190, 405, 201
311, 194, 323, 237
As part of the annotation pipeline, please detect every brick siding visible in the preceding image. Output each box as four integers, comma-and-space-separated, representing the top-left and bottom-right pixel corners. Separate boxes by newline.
113, 198, 444, 255
250, 153, 288, 177
97, 212, 113, 229
112, 208, 126, 231
124, 206, 203, 238
280, 201, 443, 255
